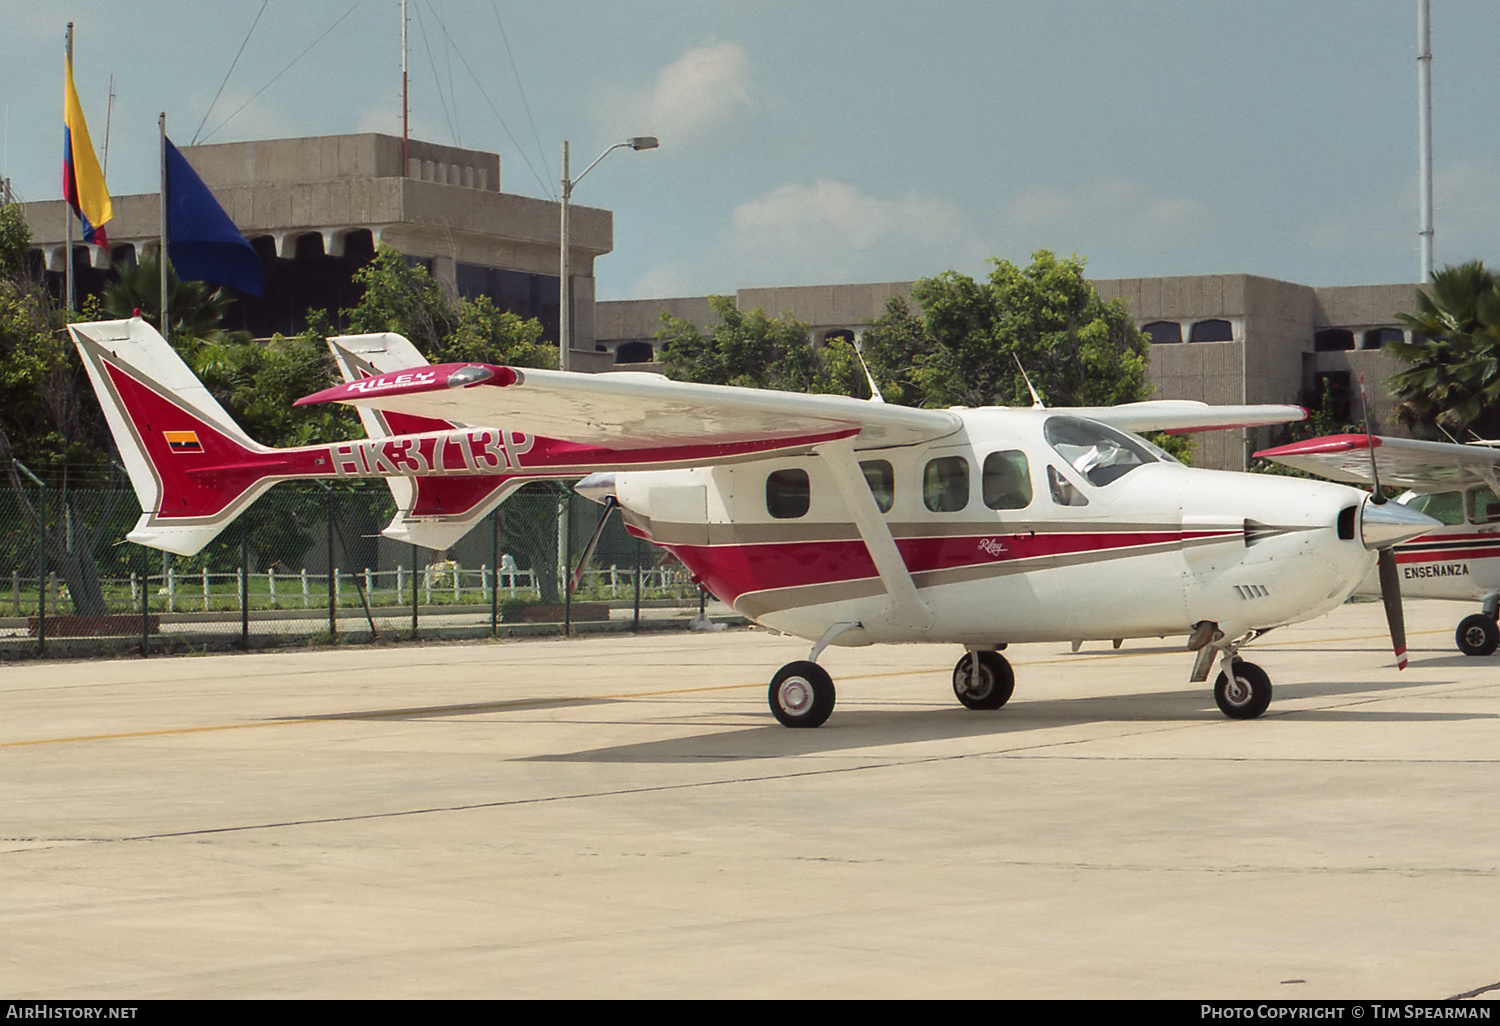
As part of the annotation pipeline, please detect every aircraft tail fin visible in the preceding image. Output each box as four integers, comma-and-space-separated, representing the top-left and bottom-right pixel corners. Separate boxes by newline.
68, 318, 284, 556
328, 332, 517, 550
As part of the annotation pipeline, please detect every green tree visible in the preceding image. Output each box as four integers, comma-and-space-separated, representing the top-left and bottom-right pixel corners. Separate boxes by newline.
340, 247, 556, 369
1388, 261, 1500, 438
101, 253, 244, 358
866, 252, 1150, 410
653, 252, 1185, 459
0, 205, 129, 615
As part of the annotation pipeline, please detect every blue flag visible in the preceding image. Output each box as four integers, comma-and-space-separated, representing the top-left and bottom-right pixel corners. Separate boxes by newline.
165, 138, 264, 297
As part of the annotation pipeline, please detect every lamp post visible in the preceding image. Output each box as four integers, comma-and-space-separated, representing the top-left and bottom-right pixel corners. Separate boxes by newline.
559, 136, 658, 372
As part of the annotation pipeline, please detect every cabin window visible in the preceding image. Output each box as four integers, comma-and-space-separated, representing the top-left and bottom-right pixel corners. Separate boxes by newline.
1043, 416, 1156, 486
1047, 466, 1088, 507
1406, 490, 1463, 526
923, 456, 969, 512
766, 468, 811, 519
1466, 488, 1500, 525
860, 459, 895, 513
982, 450, 1032, 510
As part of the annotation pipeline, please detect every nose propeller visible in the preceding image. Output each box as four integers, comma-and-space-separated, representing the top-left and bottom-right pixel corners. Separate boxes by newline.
1362, 498, 1436, 669
1355, 375, 1438, 669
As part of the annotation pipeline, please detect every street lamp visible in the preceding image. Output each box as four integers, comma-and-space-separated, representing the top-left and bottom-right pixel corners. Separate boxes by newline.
559, 136, 659, 372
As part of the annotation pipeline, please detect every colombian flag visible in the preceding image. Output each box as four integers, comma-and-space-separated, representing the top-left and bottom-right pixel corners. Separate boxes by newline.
63, 54, 112, 248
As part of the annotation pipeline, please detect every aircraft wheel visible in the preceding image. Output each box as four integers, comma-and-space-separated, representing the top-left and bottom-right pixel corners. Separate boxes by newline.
952, 650, 1015, 710
1455, 614, 1500, 657
1214, 659, 1272, 720
769, 661, 836, 728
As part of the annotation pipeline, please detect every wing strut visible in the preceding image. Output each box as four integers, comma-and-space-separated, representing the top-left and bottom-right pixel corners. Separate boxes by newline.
814, 438, 933, 631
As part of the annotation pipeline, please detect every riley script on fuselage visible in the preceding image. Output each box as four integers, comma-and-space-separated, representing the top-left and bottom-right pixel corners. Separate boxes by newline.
69, 318, 1436, 726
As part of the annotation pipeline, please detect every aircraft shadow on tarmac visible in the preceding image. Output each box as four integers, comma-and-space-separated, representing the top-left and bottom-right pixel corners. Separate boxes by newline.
523, 679, 1495, 763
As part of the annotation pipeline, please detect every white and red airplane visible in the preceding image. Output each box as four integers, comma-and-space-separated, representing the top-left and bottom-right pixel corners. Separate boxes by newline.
68, 317, 1438, 727
1258, 432, 1500, 657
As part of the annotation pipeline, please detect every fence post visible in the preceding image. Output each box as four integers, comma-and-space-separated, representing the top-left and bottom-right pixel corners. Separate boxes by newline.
633, 538, 642, 633
326, 487, 336, 639
268, 565, 276, 607
240, 534, 249, 650
11, 569, 17, 616
202, 566, 210, 612
490, 511, 499, 635
410, 543, 419, 637
140, 544, 150, 657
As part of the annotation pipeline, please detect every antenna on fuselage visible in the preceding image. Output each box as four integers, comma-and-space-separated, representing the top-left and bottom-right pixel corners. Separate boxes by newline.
1014, 356, 1046, 409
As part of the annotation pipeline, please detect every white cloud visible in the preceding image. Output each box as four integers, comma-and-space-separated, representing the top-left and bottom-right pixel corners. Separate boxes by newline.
617, 179, 988, 297
1007, 177, 1215, 255
607, 41, 752, 143
733, 180, 965, 251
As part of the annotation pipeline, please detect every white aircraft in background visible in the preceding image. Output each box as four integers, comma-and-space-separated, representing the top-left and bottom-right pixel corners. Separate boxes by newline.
68, 318, 1437, 727
1258, 431, 1500, 657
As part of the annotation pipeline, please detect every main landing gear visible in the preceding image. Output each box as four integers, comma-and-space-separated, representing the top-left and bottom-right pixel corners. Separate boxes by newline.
952, 650, 1015, 710
767, 646, 1016, 727
769, 661, 836, 728
1455, 595, 1500, 657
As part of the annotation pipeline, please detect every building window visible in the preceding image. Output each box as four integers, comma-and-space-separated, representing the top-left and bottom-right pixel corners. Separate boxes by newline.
766, 469, 810, 519
1141, 321, 1182, 344
1361, 327, 1403, 350
614, 341, 655, 364
1314, 329, 1356, 352
1189, 319, 1233, 342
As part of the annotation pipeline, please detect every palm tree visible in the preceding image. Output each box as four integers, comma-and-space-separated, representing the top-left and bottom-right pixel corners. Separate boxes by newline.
1389, 261, 1500, 438
101, 253, 250, 381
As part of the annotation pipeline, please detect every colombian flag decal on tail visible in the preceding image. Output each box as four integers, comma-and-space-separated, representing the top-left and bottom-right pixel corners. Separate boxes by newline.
165, 431, 203, 454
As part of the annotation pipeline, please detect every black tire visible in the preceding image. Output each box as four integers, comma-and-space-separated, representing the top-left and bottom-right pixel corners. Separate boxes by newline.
1455, 613, 1500, 657
769, 661, 836, 728
952, 650, 1016, 710
1214, 659, 1272, 720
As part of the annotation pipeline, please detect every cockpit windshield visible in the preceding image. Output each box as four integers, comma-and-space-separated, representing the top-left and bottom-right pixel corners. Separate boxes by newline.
1042, 416, 1157, 487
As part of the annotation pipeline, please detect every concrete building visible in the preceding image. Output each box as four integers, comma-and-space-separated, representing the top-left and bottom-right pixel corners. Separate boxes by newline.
596, 275, 1421, 471
21, 133, 618, 370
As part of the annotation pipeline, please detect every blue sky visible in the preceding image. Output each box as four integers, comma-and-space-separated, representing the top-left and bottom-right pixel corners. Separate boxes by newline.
5, 1, 1498, 300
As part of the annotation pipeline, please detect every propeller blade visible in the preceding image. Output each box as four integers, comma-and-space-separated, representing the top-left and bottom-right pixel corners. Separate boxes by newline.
1377, 547, 1408, 670
570, 495, 618, 594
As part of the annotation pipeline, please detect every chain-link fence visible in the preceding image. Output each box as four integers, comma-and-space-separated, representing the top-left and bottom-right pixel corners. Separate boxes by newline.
0, 480, 718, 658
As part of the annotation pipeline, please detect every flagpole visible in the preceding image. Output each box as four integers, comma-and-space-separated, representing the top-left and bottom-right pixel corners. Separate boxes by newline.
64, 23, 74, 313
159, 112, 167, 340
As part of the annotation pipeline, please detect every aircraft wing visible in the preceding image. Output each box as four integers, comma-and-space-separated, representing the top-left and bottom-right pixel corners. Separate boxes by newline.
1255, 433, 1500, 491
296, 364, 965, 451
1074, 400, 1308, 434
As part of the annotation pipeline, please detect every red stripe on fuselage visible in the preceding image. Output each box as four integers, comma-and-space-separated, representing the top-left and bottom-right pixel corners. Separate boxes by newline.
669, 530, 1236, 604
